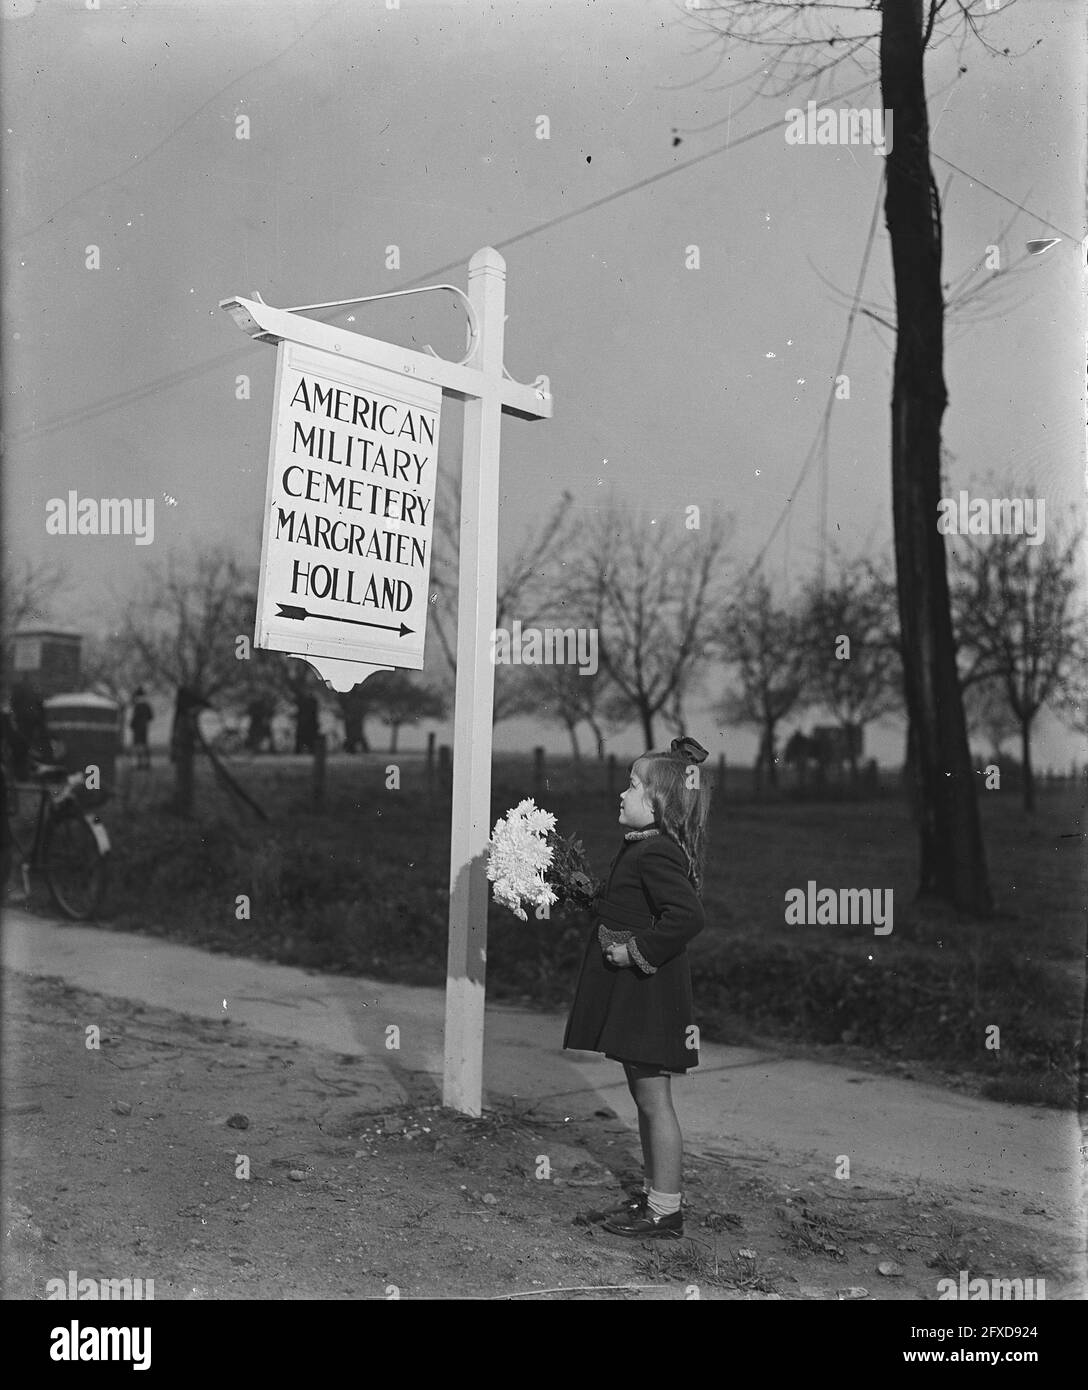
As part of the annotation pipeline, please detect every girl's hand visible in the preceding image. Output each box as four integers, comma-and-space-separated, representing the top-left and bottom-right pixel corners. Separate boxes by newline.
604, 943, 631, 968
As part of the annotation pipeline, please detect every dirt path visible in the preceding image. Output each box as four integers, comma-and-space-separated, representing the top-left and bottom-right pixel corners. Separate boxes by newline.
3, 971, 1083, 1301
4, 910, 1081, 1232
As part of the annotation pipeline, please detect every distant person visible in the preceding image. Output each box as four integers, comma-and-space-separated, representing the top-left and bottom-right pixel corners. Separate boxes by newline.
130, 687, 153, 771
295, 692, 319, 755
338, 691, 368, 754
245, 697, 274, 754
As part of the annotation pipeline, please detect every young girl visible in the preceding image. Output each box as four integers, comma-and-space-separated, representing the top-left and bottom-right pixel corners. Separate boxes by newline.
563, 734, 712, 1238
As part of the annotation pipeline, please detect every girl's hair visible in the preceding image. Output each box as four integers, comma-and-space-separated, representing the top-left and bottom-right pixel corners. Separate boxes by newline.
631, 737, 714, 895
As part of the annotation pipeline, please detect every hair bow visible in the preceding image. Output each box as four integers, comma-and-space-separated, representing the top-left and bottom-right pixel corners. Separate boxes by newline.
670, 735, 708, 764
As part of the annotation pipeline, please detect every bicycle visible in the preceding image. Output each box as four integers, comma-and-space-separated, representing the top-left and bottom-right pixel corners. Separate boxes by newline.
1, 760, 111, 920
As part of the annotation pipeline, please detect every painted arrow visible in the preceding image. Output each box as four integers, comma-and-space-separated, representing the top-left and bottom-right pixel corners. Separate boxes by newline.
276, 603, 412, 637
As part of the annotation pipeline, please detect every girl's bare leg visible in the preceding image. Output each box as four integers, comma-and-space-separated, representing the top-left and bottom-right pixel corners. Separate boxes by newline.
625, 1066, 654, 1188
627, 1066, 682, 1193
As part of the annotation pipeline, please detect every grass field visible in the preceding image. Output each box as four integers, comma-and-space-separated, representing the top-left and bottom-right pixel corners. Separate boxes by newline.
71, 748, 1088, 1110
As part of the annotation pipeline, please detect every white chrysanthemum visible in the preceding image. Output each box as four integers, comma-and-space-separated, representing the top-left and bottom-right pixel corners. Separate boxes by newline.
486, 799, 557, 921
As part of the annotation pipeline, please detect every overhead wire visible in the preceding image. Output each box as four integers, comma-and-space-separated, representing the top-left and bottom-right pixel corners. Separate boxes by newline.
6, 74, 881, 448
745, 165, 886, 587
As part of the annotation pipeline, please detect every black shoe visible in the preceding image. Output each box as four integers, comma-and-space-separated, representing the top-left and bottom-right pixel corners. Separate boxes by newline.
573, 1191, 646, 1227
603, 1207, 683, 1239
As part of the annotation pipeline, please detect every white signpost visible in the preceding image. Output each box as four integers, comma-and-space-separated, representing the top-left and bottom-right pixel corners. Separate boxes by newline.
221, 248, 552, 1115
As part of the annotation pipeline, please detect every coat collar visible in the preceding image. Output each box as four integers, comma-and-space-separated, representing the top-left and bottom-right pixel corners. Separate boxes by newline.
623, 826, 661, 842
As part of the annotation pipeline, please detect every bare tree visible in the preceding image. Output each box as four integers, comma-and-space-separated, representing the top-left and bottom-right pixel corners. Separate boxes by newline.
573, 507, 730, 750
521, 662, 627, 760
0, 557, 67, 651
685, 0, 1004, 910
963, 677, 1020, 766
364, 672, 448, 753
715, 572, 809, 789
800, 557, 903, 781
1055, 657, 1088, 744
430, 474, 579, 722
951, 520, 1087, 812
80, 633, 150, 748
118, 547, 255, 814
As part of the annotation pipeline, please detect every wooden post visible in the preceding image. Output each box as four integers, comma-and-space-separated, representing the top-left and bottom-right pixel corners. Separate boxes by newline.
443, 248, 507, 1117
533, 745, 545, 798
312, 733, 326, 812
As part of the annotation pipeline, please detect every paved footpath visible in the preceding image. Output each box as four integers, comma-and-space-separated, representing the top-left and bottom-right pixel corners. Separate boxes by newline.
3, 908, 1083, 1244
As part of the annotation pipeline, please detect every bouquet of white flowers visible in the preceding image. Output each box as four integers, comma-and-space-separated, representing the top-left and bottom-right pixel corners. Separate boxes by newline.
486, 798, 599, 921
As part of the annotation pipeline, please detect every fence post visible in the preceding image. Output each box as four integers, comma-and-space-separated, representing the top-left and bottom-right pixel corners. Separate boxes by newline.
312, 733, 327, 812
532, 745, 545, 798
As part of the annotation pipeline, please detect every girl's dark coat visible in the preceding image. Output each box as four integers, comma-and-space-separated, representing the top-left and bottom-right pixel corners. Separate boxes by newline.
563, 830, 704, 1071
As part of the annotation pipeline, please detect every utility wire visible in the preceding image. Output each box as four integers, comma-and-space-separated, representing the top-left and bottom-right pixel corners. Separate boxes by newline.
745, 165, 886, 587
4, 0, 352, 249
7, 82, 1075, 452
6, 76, 880, 448
929, 151, 1079, 243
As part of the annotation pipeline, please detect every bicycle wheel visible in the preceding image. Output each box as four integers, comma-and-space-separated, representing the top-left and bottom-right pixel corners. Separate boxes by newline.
0, 834, 12, 894
43, 810, 109, 920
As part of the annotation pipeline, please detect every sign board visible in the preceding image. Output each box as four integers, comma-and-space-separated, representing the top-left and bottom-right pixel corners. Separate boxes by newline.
254, 340, 442, 676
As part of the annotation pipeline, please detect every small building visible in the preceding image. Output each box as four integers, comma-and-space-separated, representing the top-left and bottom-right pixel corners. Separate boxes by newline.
5, 629, 82, 700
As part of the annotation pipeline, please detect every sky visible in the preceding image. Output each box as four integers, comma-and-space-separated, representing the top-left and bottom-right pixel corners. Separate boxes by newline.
2, 0, 1085, 765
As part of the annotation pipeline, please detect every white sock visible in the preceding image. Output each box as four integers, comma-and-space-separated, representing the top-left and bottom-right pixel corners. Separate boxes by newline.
647, 1188, 681, 1218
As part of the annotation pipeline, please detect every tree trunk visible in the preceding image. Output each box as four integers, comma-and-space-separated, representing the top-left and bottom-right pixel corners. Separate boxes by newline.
639, 706, 655, 751
174, 708, 196, 817
566, 720, 582, 761
1020, 717, 1035, 813
390, 723, 400, 754
588, 718, 605, 760
760, 722, 778, 788
881, 0, 992, 914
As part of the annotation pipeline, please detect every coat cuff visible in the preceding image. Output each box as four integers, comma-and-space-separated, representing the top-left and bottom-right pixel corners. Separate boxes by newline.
627, 938, 657, 975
